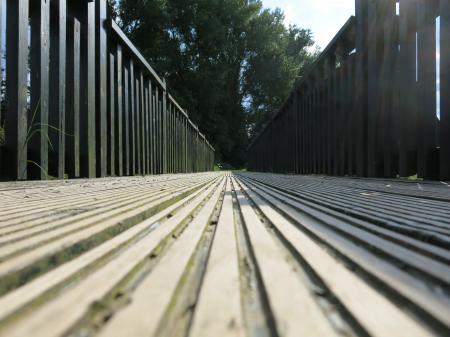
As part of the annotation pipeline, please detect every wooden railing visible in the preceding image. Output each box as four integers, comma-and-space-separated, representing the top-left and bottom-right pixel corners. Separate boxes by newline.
248, 0, 450, 181
0, 0, 214, 180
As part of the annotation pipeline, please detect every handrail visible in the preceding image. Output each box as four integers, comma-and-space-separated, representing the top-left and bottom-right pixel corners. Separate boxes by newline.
249, 16, 356, 150
110, 20, 166, 90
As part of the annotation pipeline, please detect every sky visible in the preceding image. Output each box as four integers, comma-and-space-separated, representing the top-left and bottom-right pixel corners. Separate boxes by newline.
262, 0, 355, 49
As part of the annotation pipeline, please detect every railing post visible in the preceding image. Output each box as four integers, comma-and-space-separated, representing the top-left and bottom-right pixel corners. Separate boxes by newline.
162, 79, 167, 174
123, 65, 130, 175
66, 17, 81, 178
81, 0, 97, 178
324, 58, 334, 175
29, 0, 50, 180
96, 0, 107, 177
129, 59, 135, 175
355, 0, 369, 177
398, 0, 418, 177
109, 52, 116, 176
49, 0, 67, 179
116, 44, 123, 176
417, 0, 438, 179
380, 0, 398, 178
6, 0, 29, 180
367, 0, 384, 177
145, 80, 150, 175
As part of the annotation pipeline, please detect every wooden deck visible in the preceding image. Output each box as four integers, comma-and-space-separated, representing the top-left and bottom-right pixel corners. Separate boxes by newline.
0, 172, 449, 337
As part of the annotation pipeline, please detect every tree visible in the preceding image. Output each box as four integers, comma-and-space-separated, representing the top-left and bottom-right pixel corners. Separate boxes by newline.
114, 0, 316, 167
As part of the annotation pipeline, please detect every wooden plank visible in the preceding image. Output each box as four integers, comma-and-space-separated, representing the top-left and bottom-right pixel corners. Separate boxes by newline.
129, 59, 136, 175
145, 83, 150, 174
347, 54, 355, 176
0, 176, 220, 323
189, 179, 243, 336
236, 177, 433, 337
237, 173, 450, 329
49, 0, 67, 179
0, 176, 216, 281
29, 0, 50, 180
325, 61, 333, 175
96, 0, 108, 177
417, 0, 438, 179
398, 0, 418, 177
162, 83, 167, 174
109, 53, 116, 176
135, 76, 141, 175
123, 66, 130, 175
149, 84, 154, 174
139, 74, 145, 174
81, 1, 97, 178
367, 0, 382, 177
116, 44, 123, 176
380, 1, 398, 178
66, 18, 81, 178
233, 178, 338, 337
98, 178, 225, 337
5, 0, 29, 180
0, 179, 220, 337
355, 0, 369, 177
151, 91, 156, 174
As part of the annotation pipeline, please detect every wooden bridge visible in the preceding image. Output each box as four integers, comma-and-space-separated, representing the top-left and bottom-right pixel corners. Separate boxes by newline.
0, 172, 449, 336
1, 0, 450, 336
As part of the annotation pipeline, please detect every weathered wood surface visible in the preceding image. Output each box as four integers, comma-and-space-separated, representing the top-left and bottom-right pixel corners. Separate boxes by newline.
0, 172, 449, 337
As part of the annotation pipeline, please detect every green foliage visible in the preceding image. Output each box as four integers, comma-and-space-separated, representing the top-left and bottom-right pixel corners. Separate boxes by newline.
0, 127, 4, 146
115, 0, 316, 167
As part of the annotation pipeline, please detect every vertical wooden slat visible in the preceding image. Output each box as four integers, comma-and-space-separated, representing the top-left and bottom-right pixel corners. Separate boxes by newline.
123, 66, 130, 175
139, 70, 145, 174
96, 0, 107, 177
151, 91, 156, 174
440, 0, 450, 180
49, 0, 67, 179
326, 60, 334, 174
338, 49, 348, 176
116, 44, 123, 176
150, 83, 154, 174
347, 54, 356, 176
332, 59, 340, 175
380, 1, 398, 178
162, 81, 167, 174
29, 0, 50, 179
80, 1, 97, 178
66, 18, 80, 178
168, 103, 172, 173
145, 83, 150, 174
185, 116, 188, 172
129, 59, 135, 175
398, 0, 418, 177
417, 0, 438, 179
367, 0, 383, 177
6, 0, 29, 180
355, 0, 369, 177
109, 52, 115, 176
135, 77, 141, 174
155, 88, 160, 173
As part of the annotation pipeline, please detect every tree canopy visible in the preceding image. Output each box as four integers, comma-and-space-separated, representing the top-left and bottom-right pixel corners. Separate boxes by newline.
112, 0, 317, 168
